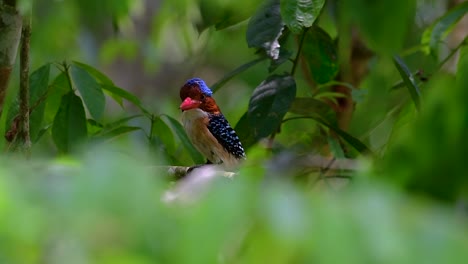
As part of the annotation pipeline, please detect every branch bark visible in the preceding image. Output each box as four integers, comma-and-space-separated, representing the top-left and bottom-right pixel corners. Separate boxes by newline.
18, 13, 31, 154
0, 4, 22, 117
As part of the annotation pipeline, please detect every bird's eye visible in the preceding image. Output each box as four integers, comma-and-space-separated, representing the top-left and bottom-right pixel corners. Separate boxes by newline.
200, 94, 206, 100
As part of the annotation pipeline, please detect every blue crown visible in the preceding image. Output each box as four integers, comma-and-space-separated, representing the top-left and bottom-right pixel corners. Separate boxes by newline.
186, 78, 213, 97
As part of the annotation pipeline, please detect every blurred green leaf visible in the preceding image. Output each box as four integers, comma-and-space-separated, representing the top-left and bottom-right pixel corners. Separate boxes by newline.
421, 2, 468, 59
393, 55, 421, 111
313, 116, 371, 154
280, 0, 325, 34
197, 0, 262, 31
70, 64, 106, 120
327, 136, 345, 158
247, 0, 285, 60
29, 64, 50, 142
52, 92, 88, 153
343, 0, 415, 53
289, 97, 336, 122
162, 114, 204, 164
302, 26, 339, 84
248, 74, 296, 139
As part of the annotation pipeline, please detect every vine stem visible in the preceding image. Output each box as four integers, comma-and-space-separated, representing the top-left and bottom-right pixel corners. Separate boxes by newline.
290, 28, 309, 76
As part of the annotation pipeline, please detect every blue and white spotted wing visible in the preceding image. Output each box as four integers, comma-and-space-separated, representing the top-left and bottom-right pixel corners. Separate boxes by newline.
207, 113, 246, 160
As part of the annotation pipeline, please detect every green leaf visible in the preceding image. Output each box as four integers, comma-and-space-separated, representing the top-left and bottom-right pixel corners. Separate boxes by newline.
234, 112, 258, 150
313, 116, 371, 154
72, 61, 123, 107
52, 92, 88, 153
327, 136, 345, 159
302, 26, 339, 84
161, 115, 205, 164
247, 0, 285, 60
91, 115, 143, 136
211, 57, 267, 93
289, 97, 336, 122
343, 0, 415, 54
95, 126, 141, 140
280, 0, 325, 34
101, 85, 150, 115
70, 64, 106, 120
152, 116, 176, 155
393, 55, 421, 111
72, 61, 114, 86
104, 114, 143, 130
197, 0, 262, 32
29, 64, 50, 142
421, 2, 468, 58
45, 72, 73, 123
456, 44, 468, 94
248, 74, 296, 139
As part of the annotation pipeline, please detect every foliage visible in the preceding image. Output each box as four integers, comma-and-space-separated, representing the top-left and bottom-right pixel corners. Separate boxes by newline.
0, 0, 468, 262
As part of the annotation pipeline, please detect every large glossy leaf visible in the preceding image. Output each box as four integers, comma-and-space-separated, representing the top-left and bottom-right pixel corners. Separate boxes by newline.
393, 55, 421, 111
162, 115, 205, 164
70, 64, 106, 120
302, 26, 338, 84
29, 64, 51, 142
248, 74, 296, 139
421, 2, 468, 59
280, 0, 325, 34
247, 0, 285, 60
343, 0, 415, 54
234, 112, 258, 150
52, 92, 88, 153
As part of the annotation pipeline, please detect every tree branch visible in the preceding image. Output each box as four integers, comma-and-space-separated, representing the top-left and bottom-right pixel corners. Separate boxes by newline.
0, 4, 22, 118
18, 13, 31, 154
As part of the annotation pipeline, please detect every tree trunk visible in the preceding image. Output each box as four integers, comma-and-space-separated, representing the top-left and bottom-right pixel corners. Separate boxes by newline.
0, 3, 22, 117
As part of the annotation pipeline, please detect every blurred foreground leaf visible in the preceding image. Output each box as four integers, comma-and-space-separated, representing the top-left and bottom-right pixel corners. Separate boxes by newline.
421, 2, 468, 59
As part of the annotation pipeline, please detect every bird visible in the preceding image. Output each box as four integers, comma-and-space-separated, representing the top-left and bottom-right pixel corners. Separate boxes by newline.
179, 78, 245, 168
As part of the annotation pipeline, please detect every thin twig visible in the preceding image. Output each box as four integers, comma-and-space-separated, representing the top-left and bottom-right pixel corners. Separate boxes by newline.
290, 28, 308, 76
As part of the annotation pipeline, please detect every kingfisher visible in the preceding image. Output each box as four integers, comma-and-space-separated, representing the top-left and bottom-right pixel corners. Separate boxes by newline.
179, 78, 246, 168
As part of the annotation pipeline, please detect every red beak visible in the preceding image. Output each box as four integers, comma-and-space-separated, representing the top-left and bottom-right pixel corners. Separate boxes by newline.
180, 97, 201, 111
